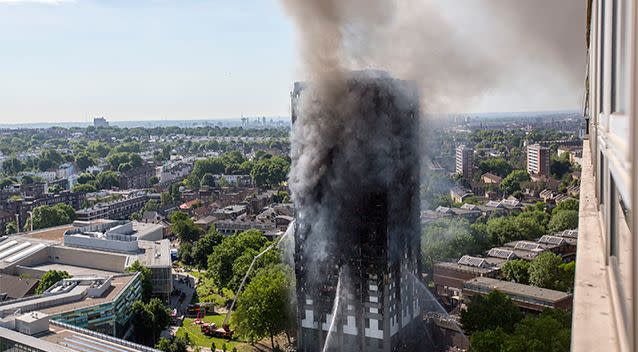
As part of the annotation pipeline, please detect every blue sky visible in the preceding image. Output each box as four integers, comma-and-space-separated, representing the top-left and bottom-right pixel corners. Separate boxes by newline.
0, 0, 585, 123
0, 0, 298, 123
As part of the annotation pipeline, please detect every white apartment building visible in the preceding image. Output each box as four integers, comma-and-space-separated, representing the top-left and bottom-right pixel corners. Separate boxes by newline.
455, 145, 474, 179
572, 1, 637, 351
527, 144, 550, 176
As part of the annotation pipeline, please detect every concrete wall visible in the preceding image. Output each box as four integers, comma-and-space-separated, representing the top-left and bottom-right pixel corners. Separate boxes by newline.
49, 247, 128, 273
64, 235, 139, 253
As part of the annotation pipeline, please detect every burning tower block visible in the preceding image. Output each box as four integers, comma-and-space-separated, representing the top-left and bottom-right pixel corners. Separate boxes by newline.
291, 71, 422, 352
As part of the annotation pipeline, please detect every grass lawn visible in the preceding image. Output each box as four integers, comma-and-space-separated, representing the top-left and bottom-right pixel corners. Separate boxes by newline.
176, 315, 251, 351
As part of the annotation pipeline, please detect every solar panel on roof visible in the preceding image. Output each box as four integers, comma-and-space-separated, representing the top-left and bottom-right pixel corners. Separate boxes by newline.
538, 235, 565, 245
488, 248, 515, 259
514, 241, 542, 251
458, 255, 486, 268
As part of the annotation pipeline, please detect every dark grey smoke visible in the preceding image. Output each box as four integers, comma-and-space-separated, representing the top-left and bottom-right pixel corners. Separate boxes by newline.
280, 0, 587, 113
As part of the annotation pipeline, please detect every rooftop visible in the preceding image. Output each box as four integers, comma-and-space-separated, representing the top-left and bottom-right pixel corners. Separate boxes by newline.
464, 277, 572, 303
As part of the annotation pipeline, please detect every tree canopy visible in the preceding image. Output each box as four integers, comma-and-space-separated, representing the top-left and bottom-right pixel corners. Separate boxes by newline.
232, 264, 294, 347
528, 252, 572, 291
548, 210, 579, 233
470, 309, 572, 352
421, 218, 488, 271
127, 260, 154, 301
207, 229, 277, 290
460, 290, 523, 335
501, 259, 530, 284
500, 170, 531, 196
28, 203, 76, 231
131, 298, 171, 345
36, 270, 71, 294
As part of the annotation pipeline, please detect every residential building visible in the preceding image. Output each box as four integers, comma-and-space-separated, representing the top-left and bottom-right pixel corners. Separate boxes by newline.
292, 73, 422, 352
93, 117, 109, 128
0, 221, 172, 302
118, 163, 155, 189
572, 1, 638, 351
462, 277, 573, 312
0, 312, 161, 352
455, 145, 474, 179
432, 256, 501, 302
75, 195, 148, 221
527, 144, 550, 176
481, 172, 502, 185
0, 275, 141, 337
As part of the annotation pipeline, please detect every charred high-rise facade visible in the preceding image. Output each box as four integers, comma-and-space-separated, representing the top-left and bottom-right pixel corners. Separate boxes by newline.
291, 71, 422, 352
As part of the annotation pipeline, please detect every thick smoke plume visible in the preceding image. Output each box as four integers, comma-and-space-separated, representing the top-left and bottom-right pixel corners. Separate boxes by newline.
280, 0, 586, 113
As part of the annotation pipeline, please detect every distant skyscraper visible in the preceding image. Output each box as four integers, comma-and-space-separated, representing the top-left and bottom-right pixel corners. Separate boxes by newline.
94, 117, 109, 128
527, 144, 550, 176
455, 145, 474, 179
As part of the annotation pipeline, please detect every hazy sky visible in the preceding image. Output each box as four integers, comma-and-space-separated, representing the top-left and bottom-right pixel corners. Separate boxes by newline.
0, 0, 586, 123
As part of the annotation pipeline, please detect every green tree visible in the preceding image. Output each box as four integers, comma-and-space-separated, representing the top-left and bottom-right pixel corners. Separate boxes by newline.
421, 218, 488, 271
550, 154, 572, 179
552, 198, 579, 214
485, 215, 544, 246
207, 230, 270, 289
131, 298, 171, 345
500, 170, 530, 196
469, 327, 508, 352
528, 252, 565, 291
156, 335, 191, 352
77, 172, 96, 184
460, 290, 523, 335
548, 210, 579, 233
2, 157, 24, 175
477, 158, 513, 178
178, 242, 194, 265
96, 171, 120, 190
127, 260, 154, 301
191, 229, 224, 269
502, 309, 571, 352
201, 173, 216, 187
501, 259, 530, 284
88, 141, 111, 158
5, 221, 18, 235
29, 203, 76, 230
36, 270, 71, 294
149, 176, 159, 186
250, 156, 290, 187
73, 183, 98, 193
170, 212, 202, 243
47, 184, 65, 194
232, 265, 293, 347
75, 153, 95, 171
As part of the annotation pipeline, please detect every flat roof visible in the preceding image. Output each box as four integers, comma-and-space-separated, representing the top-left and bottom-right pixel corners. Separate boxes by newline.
134, 240, 171, 268
0, 326, 71, 352
464, 277, 572, 303
27, 263, 118, 277
23, 225, 77, 242
38, 275, 135, 315
42, 323, 153, 352
434, 261, 498, 274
